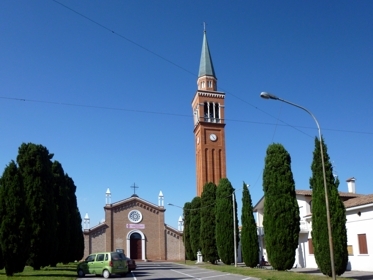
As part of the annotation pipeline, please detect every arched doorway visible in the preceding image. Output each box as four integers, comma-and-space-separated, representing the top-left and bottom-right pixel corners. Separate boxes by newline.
130, 232, 142, 259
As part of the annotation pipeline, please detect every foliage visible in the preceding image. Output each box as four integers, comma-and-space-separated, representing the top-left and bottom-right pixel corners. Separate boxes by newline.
17, 143, 58, 270
0, 161, 29, 275
240, 182, 259, 267
310, 137, 348, 276
0, 263, 78, 279
189, 196, 202, 258
262, 143, 300, 270
183, 202, 195, 260
0, 142, 84, 273
215, 178, 239, 265
65, 175, 84, 262
200, 182, 219, 264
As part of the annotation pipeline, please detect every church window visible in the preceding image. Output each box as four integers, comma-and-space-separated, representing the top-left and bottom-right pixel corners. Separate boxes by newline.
208, 80, 212, 88
204, 102, 220, 122
128, 210, 142, 223
201, 81, 205, 88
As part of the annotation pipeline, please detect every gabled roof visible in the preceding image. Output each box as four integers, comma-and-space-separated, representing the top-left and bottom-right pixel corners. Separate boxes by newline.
344, 194, 373, 209
254, 190, 364, 212
198, 31, 216, 78
108, 195, 163, 212
295, 190, 363, 198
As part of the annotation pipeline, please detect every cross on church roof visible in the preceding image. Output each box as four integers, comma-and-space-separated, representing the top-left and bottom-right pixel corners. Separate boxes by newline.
130, 183, 139, 195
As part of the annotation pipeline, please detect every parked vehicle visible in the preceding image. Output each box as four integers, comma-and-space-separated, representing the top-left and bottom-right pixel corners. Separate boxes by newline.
118, 252, 137, 272
77, 251, 128, 278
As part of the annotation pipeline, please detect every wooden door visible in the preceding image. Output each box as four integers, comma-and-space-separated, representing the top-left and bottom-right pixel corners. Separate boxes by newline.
130, 233, 142, 259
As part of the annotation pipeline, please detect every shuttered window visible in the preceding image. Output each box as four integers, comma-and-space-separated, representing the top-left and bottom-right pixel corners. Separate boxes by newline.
308, 239, 314, 254
358, 234, 368, 254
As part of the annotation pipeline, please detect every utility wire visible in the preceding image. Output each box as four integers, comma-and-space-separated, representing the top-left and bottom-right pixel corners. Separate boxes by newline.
1, 96, 372, 136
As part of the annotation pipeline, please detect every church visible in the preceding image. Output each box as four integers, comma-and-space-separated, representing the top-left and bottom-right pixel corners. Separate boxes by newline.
82, 29, 227, 261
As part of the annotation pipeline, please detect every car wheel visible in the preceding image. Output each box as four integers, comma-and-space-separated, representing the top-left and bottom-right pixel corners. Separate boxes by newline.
102, 269, 110, 279
77, 269, 85, 277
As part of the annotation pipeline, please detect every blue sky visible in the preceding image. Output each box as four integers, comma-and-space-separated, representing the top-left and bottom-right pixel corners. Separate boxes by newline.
1, 1, 372, 230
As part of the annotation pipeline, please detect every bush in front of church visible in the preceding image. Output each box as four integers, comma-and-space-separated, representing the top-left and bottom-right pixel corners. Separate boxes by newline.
183, 202, 195, 260
189, 196, 202, 258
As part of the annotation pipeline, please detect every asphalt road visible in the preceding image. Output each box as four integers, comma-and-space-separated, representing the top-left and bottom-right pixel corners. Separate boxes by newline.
76, 262, 259, 280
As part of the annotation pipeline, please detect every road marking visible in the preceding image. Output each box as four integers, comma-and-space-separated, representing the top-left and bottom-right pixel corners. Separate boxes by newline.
171, 269, 200, 279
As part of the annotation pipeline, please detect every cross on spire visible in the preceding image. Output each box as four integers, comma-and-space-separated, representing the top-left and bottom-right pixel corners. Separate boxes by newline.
130, 183, 139, 195
203, 21, 207, 32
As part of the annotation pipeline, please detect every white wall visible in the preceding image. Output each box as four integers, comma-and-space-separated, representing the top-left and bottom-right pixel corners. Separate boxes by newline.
345, 205, 373, 271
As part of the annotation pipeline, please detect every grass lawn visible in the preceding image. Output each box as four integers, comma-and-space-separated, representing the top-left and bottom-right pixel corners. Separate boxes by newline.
177, 261, 343, 280
0, 263, 77, 279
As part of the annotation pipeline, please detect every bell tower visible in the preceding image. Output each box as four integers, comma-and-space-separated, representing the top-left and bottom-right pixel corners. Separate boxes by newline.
192, 30, 227, 196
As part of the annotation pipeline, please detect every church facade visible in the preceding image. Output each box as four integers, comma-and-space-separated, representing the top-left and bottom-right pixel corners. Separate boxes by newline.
83, 192, 184, 261
82, 29, 226, 261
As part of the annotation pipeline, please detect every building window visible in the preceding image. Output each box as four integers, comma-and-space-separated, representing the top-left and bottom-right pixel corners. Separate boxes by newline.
308, 239, 314, 254
347, 245, 354, 255
128, 210, 142, 223
208, 80, 212, 88
201, 81, 205, 88
203, 102, 220, 123
358, 234, 368, 254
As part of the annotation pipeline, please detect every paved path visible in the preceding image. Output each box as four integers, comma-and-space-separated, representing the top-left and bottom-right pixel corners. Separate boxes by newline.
291, 267, 373, 280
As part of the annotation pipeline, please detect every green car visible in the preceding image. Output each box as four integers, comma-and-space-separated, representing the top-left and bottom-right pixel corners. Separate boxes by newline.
77, 251, 128, 278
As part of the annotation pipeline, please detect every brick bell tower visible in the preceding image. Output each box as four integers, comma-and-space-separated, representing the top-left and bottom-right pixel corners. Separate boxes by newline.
192, 30, 227, 196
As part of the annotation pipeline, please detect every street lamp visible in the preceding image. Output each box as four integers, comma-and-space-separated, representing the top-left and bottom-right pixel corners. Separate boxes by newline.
168, 203, 186, 264
260, 92, 336, 280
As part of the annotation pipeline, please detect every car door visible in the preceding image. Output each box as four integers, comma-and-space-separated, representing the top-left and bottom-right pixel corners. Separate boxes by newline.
85, 254, 96, 274
94, 253, 106, 274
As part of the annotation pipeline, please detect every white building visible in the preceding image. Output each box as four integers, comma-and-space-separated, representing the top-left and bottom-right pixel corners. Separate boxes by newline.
253, 178, 373, 272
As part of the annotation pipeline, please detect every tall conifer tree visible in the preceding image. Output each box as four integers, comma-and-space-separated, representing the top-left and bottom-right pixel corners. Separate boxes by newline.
310, 137, 348, 276
215, 178, 239, 265
263, 143, 300, 270
183, 202, 195, 260
65, 175, 84, 262
0, 161, 29, 275
241, 182, 259, 267
17, 143, 57, 269
190, 196, 202, 258
200, 182, 218, 264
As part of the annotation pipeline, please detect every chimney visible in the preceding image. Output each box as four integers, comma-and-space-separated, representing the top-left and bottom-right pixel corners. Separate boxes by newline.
346, 177, 356, 193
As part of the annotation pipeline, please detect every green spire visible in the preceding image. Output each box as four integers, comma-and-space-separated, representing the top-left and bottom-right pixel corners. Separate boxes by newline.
198, 31, 216, 78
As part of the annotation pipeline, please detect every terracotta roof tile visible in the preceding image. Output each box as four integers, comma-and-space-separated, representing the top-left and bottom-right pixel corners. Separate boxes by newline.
344, 194, 373, 209
295, 190, 363, 198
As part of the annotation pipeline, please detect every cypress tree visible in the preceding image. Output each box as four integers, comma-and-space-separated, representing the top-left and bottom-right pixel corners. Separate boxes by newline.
262, 143, 300, 270
65, 175, 84, 262
310, 137, 348, 276
183, 202, 195, 260
0, 161, 29, 275
215, 178, 239, 265
17, 143, 57, 269
241, 182, 259, 267
189, 196, 202, 258
200, 182, 218, 264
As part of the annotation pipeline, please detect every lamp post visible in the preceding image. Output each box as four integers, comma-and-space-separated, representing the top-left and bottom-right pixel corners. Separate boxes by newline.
168, 203, 186, 264
232, 191, 237, 267
260, 92, 335, 280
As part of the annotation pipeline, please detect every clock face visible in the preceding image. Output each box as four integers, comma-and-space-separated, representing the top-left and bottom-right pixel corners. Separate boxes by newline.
209, 133, 217, 141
